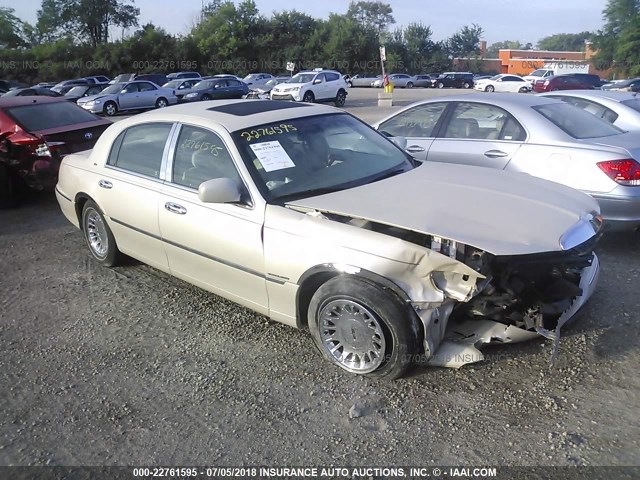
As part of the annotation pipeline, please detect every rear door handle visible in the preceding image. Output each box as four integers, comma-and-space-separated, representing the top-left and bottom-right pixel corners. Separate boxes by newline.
98, 179, 113, 189
484, 150, 509, 158
165, 202, 187, 215
406, 145, 426, 153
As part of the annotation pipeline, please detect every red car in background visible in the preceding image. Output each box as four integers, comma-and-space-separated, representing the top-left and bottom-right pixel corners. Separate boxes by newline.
532, 75, 596, 93
0, 96, 111, 207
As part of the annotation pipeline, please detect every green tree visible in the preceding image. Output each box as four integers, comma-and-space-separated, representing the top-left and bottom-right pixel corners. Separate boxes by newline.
486, 40, 523, 57
592, 0, 640, 73
447, 24, 484, 58
537, 32, 593, 51
191, 0, 269, 75
34, 0, 66, 43
0, 7, 27, 48
60, 0, 140, 47
346, 1, 394, 36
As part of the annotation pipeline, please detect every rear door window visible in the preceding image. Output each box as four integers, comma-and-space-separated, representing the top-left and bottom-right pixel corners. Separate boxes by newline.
107, 123, 173, 178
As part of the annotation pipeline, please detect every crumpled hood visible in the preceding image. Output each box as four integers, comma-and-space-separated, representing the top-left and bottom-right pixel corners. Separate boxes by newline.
287, 162, 600, 256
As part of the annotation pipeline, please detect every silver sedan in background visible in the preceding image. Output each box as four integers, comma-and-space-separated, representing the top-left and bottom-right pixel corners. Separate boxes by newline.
372, 74, 417, 88
77, 81, 178, 116
538, 90, 640, 131
374, 93, 640, 229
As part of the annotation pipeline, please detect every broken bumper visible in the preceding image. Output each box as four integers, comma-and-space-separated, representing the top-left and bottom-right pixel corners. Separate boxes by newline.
427, 253, 600, 368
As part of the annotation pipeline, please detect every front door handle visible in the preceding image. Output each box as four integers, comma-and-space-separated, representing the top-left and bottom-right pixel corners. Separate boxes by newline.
406, 145, 426, 153
98, 179, 113, 189
165, 202, 187, 215
484, 150, 509, 158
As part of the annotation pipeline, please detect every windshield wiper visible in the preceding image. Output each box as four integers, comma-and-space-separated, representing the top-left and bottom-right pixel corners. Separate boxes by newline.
276, 186, 348, 202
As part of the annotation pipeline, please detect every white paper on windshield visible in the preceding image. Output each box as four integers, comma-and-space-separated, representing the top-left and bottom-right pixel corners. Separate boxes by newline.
250, 141, 296, 172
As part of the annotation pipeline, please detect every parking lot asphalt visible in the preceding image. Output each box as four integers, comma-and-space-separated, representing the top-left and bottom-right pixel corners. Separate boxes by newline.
1, 88, 639, 467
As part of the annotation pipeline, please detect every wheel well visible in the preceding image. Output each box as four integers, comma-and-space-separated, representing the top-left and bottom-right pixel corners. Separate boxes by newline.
296, 271, 338, 329
74, 193, 92, 229
296, 269, 425, 351
157, 96, 167, 103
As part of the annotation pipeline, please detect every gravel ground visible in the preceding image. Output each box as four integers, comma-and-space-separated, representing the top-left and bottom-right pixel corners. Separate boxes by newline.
0, 93, 639, 468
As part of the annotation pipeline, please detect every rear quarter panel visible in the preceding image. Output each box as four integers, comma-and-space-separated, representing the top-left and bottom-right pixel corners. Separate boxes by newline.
507, 143, 621, 193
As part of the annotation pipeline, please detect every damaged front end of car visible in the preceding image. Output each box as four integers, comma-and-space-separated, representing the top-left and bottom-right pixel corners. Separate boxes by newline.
319, 211, 602, 368
415, 215, 602, 368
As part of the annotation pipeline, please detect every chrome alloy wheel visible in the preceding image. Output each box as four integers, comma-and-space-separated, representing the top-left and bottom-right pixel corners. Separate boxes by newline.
318, 299, 386, 374
85, 208, 109, 258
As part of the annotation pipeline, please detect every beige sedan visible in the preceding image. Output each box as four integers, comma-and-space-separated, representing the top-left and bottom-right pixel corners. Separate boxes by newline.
56, 100, 601, 379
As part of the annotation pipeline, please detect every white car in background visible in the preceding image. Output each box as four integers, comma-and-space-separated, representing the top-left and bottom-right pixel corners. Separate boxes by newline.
474, 75, 531, 93
270, 69, 348, 106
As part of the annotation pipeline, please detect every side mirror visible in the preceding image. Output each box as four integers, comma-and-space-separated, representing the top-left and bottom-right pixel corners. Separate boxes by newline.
379, 130, 407, 150
198, 178, 241, 204
390, 136, 407, 150
120, 89, 128, 94
313, 79, 322, 85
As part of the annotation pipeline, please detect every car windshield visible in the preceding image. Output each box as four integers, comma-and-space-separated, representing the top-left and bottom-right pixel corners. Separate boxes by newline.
529, 70, 546, 77
243, 75, 256, 81
6, 101, 98, 131
287, 73, 316, 84
232, 114, 413, 202
265, 79, 280, 86
101, 83, 125, 94
490, 75, 501, 81
164, 80, 182, 88
533, 103, 625, 139
65, 86, 88, 96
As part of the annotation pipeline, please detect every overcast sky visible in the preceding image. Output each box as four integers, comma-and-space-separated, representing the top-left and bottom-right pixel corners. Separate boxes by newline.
12, 0, 607, 45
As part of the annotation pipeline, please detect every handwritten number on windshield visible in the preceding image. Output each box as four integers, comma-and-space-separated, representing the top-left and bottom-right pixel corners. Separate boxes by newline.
240, 124, 298, 141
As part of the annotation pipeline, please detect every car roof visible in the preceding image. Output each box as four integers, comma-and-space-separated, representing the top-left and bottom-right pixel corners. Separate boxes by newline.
405, 93, 561, 108
539, 90, 639, 102
0, 95, 67, 108
115, 99, 343, 132
298, 70, 340, 74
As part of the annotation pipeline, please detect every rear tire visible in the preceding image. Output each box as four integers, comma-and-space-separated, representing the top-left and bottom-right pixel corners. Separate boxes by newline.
82, 200, 122, 267
406, 82, 414, 89
463, 82, 471, 89
308, 276, 419, 380
334, 89, 347, 107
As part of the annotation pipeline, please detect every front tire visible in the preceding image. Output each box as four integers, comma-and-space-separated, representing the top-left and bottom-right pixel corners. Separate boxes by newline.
334, 89, 347, 107
308, 276, 418, 380
201, 94, 212, 101
406, 81, 414, 89
82, 200, 122, 267
437, 82, 444, 89
302, 91, 315, 103
463, 82, 471, 89
103, 101, 117, 116
518, 87, 528, 93
485, 85, 495, 92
